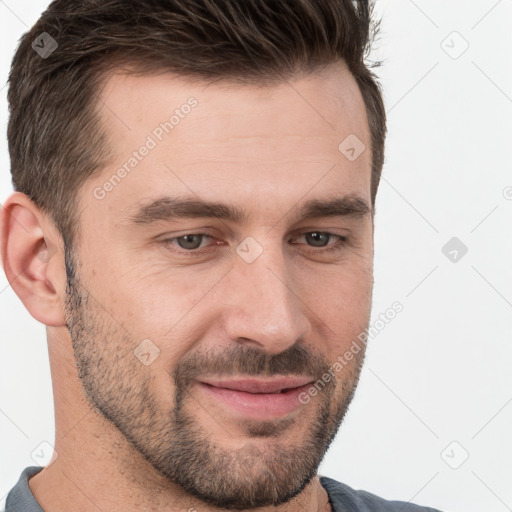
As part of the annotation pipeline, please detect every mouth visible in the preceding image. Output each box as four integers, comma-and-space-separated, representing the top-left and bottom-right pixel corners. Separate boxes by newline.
196, 376, 315, 419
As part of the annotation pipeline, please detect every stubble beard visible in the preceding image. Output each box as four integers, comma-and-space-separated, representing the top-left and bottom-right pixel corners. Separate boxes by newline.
64, 251, 367, 509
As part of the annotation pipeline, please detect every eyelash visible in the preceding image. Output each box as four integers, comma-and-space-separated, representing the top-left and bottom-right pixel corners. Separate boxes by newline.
161, 231, 348, 256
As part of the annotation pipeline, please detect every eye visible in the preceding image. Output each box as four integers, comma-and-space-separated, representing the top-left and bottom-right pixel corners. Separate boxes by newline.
291, 232, 348, 253
160, 230, 348, 256
164, 233, 216, 251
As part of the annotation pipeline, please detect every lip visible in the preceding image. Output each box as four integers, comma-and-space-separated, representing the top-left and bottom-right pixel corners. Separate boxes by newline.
201, 376, 314, 393
196, 376, 314, 419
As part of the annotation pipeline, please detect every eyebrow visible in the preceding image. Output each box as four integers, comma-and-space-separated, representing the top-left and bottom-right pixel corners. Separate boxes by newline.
128, 194, 372, 226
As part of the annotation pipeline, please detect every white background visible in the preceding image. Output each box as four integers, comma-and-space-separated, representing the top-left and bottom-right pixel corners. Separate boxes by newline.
1, 1, 511, 511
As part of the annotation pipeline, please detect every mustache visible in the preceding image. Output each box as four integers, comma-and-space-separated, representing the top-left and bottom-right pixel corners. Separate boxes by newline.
172, 343, 331, 387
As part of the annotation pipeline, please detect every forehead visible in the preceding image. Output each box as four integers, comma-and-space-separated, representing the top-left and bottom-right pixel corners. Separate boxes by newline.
83, 63, 371, 225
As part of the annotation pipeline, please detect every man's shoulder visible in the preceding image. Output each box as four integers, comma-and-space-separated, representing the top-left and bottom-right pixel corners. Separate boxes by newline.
320, 476, 443, 512
4, 466, 44, 512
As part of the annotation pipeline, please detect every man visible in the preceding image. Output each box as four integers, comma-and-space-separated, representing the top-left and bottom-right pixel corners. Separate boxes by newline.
0, 1, 443, 511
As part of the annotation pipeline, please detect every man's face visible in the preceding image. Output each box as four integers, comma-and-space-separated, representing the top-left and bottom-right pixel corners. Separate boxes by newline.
65, 63, 374, 509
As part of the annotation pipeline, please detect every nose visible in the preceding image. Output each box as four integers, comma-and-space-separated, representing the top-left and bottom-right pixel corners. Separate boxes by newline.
219, 243, 311, 354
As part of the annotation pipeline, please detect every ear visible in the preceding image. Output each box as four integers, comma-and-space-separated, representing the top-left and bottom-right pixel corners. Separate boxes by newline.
1, 192, 67, 326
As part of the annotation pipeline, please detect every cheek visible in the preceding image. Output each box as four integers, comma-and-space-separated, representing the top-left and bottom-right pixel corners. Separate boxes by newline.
305, 266, 372, 356
103, 270, 221, 370
309, 261, 372, 308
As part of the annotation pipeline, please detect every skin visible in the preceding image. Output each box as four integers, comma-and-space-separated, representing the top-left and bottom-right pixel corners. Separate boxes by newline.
0, 60, 374, 512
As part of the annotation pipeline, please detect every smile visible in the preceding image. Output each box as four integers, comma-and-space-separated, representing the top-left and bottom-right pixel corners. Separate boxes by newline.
196, 376, 315, 419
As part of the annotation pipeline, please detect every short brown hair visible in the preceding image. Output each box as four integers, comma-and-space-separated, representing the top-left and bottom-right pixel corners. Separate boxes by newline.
7, 0, 386, 248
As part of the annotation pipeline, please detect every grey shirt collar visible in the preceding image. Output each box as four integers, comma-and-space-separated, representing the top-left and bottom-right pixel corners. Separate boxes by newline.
4, 467, 439, 512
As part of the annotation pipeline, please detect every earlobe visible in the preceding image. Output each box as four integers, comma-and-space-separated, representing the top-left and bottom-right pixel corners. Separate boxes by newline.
0, 192, 67, 327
